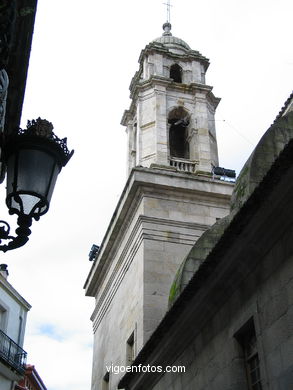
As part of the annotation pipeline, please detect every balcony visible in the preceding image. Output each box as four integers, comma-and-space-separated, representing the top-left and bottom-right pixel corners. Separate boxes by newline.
0, 329, 27, 376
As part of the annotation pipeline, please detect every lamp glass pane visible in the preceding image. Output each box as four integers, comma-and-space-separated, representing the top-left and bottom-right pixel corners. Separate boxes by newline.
17, 149, 57, 197
46, 164, 59, 204
6, 148, 61, 217
18, 194, 41, 215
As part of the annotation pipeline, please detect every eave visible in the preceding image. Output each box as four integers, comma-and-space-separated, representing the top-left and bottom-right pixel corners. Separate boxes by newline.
4, 0, 38, 136
0, 274, 31, 311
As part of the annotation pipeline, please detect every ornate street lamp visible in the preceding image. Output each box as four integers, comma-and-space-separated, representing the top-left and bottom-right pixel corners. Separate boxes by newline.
0, 118, 73, 252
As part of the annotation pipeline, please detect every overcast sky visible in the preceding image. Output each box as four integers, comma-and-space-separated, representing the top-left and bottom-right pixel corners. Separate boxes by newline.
1, 1, 292, 389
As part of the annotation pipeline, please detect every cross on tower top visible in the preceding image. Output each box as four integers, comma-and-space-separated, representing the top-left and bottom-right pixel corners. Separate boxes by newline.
163, 0, 172, 23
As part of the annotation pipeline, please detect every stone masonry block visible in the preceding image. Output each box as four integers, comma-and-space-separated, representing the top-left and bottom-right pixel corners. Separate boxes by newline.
260, 288, 288, 328
263, 315, 289, 354
278, 366, 293, 390
286, 276, 293, 307
280, 336, 293, 371
286, 305, 293, 338
266, 348, 283, 380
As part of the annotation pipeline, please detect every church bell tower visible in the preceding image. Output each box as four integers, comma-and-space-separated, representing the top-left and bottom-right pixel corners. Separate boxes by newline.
85, 23, 233, 390
123, 22, 220, 176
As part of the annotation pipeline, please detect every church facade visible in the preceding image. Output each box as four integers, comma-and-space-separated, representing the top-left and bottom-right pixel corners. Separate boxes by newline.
84, 23, 234, 390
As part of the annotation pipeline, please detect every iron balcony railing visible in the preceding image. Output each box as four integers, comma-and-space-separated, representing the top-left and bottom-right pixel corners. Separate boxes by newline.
0, 329, 27, 375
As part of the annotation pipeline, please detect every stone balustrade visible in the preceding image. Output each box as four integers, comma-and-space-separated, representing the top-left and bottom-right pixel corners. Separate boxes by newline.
169, 158, 198, 173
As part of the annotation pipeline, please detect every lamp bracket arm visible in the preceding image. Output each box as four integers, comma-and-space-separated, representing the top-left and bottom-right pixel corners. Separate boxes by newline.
0, 216, 32, 253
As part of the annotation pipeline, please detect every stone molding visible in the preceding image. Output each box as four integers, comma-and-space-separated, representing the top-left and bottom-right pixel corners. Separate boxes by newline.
91, 214, 207, 332
84, 167, 233, 297
130, 76, 215, 101
138, 45, 209, 70
122, 80, 220, 128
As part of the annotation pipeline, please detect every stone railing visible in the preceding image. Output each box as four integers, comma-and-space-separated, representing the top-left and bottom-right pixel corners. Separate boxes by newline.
169, 158, 198, 173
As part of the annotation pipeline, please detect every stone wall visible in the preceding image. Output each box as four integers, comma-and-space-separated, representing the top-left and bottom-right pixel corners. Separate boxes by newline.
151, 223, 293, 390
87, 168, 233, 390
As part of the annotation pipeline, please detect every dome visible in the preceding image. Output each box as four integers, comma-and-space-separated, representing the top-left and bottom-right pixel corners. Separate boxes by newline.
152, 22, 191, 51
169, 216, 230, 306
153, 35, 191, 51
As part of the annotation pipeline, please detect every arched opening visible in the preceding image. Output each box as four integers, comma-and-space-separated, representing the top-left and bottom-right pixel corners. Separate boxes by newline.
168, 107, 190, 159
170, 64, 182, 83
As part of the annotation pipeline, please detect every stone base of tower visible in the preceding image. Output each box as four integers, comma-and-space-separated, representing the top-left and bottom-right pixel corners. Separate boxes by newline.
84, 167, 233, 390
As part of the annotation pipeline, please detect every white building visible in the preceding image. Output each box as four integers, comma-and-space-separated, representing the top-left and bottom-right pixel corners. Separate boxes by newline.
0, 264, 31, 390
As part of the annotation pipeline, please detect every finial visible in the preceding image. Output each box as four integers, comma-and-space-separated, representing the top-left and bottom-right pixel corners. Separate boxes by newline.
26, 117, 54, 138
162, 1, 172, 36
162, 22, 172, 36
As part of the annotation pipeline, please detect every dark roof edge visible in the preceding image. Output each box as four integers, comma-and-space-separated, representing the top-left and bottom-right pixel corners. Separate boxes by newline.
5, 0, 38, 136
273, 90, 293, 124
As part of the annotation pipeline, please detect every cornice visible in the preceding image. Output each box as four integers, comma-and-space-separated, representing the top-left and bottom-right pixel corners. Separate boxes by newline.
121, 81, 220, 126
84, 167, 233, 297
121, 109, 133, 126
205, 90, 221, 109
130, 75, 169, 99
129, 75, 217, 103
0, 275, 31, 310
138, 44, 210, 70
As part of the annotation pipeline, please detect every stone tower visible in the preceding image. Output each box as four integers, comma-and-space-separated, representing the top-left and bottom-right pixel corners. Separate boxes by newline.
84, 23, 233, 390
123, 22, 220, 176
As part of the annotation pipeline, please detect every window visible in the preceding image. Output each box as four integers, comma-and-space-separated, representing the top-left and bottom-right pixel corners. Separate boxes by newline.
168, 107, 190, 159
126, 331, 135, 365
170, 64, 182, 83
102, 371, 109, 390
235, 318, 262, 390
243, 333, 262, 390
0, 304, 7, 331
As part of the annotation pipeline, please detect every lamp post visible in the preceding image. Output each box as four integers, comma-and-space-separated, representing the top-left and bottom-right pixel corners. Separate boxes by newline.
0, 117, 73, 252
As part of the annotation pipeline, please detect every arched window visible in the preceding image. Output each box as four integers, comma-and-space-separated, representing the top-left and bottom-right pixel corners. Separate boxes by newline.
170, 64, 182, 83
168, 107, 190, 159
